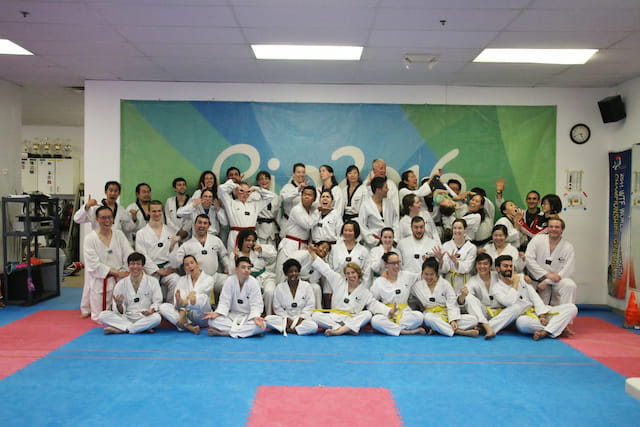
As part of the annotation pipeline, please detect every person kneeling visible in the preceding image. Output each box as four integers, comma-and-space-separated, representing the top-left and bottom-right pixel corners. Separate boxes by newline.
204, 256, 266, 338
98, 252, 162, 334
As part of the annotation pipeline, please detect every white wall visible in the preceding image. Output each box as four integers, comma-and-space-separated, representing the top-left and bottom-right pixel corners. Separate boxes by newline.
0, 80, 22, 262
84, 81, 612, 304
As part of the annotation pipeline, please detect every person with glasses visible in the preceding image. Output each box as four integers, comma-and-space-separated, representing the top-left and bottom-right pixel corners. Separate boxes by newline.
83, 205, 133, 321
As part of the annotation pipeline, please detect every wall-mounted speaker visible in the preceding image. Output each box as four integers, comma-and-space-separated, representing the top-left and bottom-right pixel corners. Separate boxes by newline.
598, 95, 626, 123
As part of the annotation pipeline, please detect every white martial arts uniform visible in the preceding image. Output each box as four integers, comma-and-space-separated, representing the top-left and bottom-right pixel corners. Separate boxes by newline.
159, 271, 215, 330
164, 195, 190, 232
310, 257, 388, 333
525, 233, 577, 305
279, 179, 303, 228
208, 275, 265, 338
266, 280, 318, 335
218, 179, 275, 250
121, 202, 150, 241
366, 178, 400, 215
397, 235, 439, 274
256, 195, 281, 247
398, 180, 432, 209
135, 222, 180, 303
342, 183, 367, 222
512, 274, 578, 338
464, 272, 528, 334
495, 217, 525, 249
440, 240, 477, 293
176, 200, 227, 238
398, 214, 440, 243
412, 277, 477, 336
227, 245, 277, 315
358, 196, 399, 248
74, 200, 128, 316
460, 211, 481, 242
482, 242, 525, 273
174, 234, 229, 297
289, 250, 325, 309
311, 209, 343, 245
368, 247, 401, 278
370, 271, 423, 336
97, 274, 162, 333
275, 203, 318, 283
84, 229, 133, 321
329, 240, 371, 288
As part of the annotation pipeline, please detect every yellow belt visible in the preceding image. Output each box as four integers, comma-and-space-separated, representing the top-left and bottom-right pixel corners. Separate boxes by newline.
313, 308, 354, 317
385, 302, 408, 324
486, 307, 503, 318
523, 307, 559, 320
424, 305, 448, 322
448, 271, 468, 287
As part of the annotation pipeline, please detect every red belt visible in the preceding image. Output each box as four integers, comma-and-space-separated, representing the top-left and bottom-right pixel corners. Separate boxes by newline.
286, 235, 309, 249
102, 277, 109, 311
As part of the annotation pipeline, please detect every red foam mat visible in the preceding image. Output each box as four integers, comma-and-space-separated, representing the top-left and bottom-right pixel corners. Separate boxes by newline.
0, 310, 96, 379
247, 385, 403, 427
560, 316, 640, 377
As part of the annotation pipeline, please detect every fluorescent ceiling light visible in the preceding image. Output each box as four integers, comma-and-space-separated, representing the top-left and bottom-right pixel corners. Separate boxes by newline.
0, 39, 33, 55
252, 44, 363, 61
474, 49, 597, 65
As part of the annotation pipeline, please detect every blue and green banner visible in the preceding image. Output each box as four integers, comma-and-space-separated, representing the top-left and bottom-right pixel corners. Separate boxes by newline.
120, 101, 556, 207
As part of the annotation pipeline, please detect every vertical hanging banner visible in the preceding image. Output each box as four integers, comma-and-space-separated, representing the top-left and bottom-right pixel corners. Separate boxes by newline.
630, 144, 640, 292
608, 149, 632, 299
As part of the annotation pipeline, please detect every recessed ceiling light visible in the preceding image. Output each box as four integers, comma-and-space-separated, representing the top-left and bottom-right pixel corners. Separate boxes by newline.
473, 49, 597, 65
251, 44, 363, 61
0, 39, 33, 55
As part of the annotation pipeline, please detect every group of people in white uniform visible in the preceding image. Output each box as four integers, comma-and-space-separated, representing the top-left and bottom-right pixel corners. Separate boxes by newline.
77, 159, 578, 340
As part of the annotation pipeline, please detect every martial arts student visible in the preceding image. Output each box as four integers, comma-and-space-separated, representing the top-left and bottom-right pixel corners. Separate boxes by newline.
275, 185, 318, 284
134, 200, 181, 303
459, 193, 485, 243
365, 158, 399, 214
398, 193, 439, 243
312, 190, 343, 245
225, 166, 242, 184
218, 178, 275, 250
159, 255, 214, 335
73, 180, 128, 318
368, 227, 400, 278
460, 253, 527, 339
177, 188, 227, 238
342, 165, 367, 223
84, 206, 133, 321
495, 200, 526, 249
279, 163, 309, 231
397, 169, 433, 211
494, 255, 577, 341
369, 252, 425, 336
164, 177, 190, 237
204, 256, 266, 338
525, 217, 577, 305
254, 170, 281, 247
307, 246, 389, 336
329, 220, 371, 289
229, 229, 277, 315
433, 218, 477, 293
480, 224, 526, 273
265, 259, 318, 336
174, 214, 229, 302
317, 164, 345, 216
288, 241, 330, 309
412, 257, 479, 337
397, 216, 439, 274
192, 170, 218, 200
98, 252, 162, 334
358, 176, 399, 248
121, 183, 152, 242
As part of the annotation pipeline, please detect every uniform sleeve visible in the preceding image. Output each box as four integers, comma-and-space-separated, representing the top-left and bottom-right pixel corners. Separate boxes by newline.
191, 274, 215, 309
524, 236, 548, 281
215, 278, 232, 316
301, 283, 316, 318
311, 256, 343, 293
248, 281, 264, 319
217, 179, 236, 212
557, 242, 575, 279
148, 276, 163, 310
84, 235, 110, 280
444, 281, 461, 321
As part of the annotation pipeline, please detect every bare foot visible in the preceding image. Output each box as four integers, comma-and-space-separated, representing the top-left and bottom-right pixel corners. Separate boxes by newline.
185, 324, 201, 335
483, 323, 496, 340
559, 327, 575, 338
145, 328, 155, 334
533, 330, 549, 341
208, 328, 230, 337
400, 327, 427, 335
103, 326, 124, 335
324, 328, 340, 336
455, 328, 479, 337
80, 312, 90, 319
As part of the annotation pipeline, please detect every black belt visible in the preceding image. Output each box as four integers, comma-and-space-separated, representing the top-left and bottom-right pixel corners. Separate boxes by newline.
343, 213, 358, 222
257, 218, 275, 224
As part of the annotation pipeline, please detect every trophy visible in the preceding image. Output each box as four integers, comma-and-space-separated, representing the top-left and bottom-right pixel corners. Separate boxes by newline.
42, 138, 52, 158
53, 141, 63, 158
31, 142, 41, 158
63, 144, 72, 158
22, 140, 31, 159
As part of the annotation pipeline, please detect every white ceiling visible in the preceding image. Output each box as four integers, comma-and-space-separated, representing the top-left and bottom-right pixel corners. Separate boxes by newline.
2, 0, 640, 126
